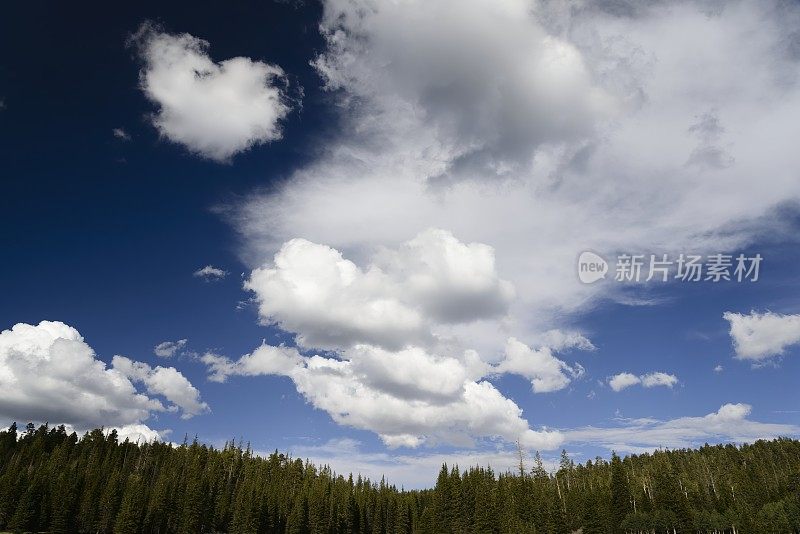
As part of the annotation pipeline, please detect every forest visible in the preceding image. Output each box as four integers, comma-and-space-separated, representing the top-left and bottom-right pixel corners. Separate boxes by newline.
0, 423, 799, 533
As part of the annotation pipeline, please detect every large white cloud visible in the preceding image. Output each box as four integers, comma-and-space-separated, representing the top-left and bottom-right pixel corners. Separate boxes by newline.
202, 337, 583, 449
234, 0, 800, 325
723, 311, 800, 361
227, 0, 800, 449
0, 321, 207, 432
132, 22, 292, 162
228, 229, 590, 448
245, 229, 514, 351
313, 0, 616, 179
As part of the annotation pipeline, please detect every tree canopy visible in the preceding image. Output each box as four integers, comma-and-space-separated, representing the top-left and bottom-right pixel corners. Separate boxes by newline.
0, 423, 799, 533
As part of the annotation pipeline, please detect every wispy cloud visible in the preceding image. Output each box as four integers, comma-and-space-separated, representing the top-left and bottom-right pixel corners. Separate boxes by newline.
112, 127, 131, 141
193, 265, 227, 281
275, 402, 799, 489
565, 403, 798, 454
154, 339, 187, 358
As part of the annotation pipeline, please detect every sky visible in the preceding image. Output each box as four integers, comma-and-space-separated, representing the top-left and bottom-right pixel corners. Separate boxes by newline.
1, 0, 800, 489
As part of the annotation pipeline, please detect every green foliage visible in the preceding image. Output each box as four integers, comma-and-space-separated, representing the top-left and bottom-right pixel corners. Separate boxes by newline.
610, 452, 631, 533
0, 423, 799, 533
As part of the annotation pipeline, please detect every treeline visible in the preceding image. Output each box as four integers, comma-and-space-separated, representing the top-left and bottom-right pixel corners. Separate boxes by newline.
0, 423, 799, 533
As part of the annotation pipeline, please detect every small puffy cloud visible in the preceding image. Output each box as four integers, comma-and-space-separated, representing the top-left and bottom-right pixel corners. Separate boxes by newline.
714, 364, 724, 373
111, 356, 209, 419
131, 22, 292, 162
608, 371, 678, 392
0, 321, 206, 430
723, 311, 800, 361
194, 265, 227, 281
608, 372, 641, 392
640, 372, 679, 389
112, 128, 131, 141
153, 338, 187, 358
201, 344, 303, 383
245, 229, 514, 351
497, 337, 584, 393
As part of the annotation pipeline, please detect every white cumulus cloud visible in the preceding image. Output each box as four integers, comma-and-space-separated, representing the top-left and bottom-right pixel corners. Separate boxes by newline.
202, 334, 586, 449
0, 321, 207, 430
225, 0, 800, 450
234, 0, 800, 332
313, 0, 615, 179
497, 337, 584, 393
608, 371, 678, 392
245, 229, 514, 351
224, 228, 592, 448
608, 372, 641, 392
112, 356, 209, 418
641, 372, 679, 389
132, 22, 292, 162
723, 311, 800, 361
204, 342, 564, 449
111, 424, 167, 444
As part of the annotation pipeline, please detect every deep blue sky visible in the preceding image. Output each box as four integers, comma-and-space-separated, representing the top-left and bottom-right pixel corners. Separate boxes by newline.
2, 0, 799, 488
0, 0, 332, 445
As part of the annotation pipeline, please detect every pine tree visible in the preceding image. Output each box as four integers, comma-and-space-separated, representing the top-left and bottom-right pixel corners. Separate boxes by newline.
96, 469, 123, 533
8, 475, 41, 533
582, 490, 608, 534
757, 500, 791, 533
610, 452, 631, 533
286, 492, 309, 534
114, 475, 143, 534
49, 471, 77, 534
